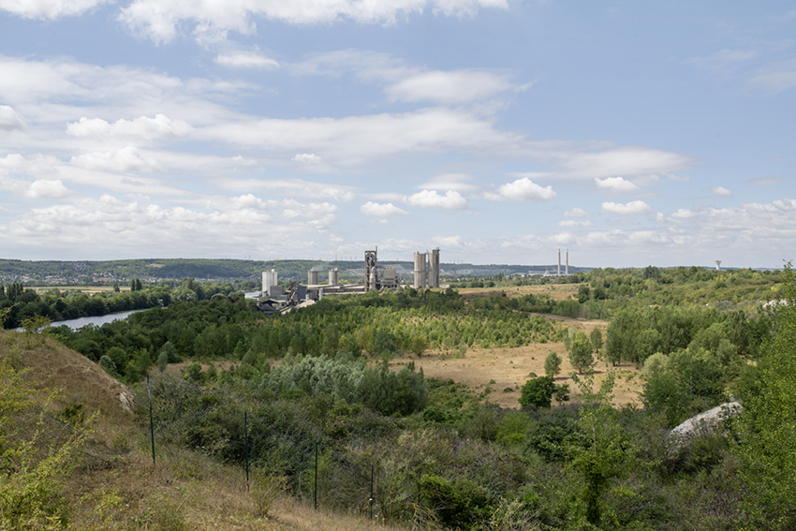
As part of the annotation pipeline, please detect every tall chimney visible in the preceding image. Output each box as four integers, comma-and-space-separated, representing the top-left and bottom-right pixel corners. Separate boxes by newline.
557, 249, 561, 276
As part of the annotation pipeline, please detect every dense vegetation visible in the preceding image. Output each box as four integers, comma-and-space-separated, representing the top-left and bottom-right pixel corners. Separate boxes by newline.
4, 263, 794, 529
0, 278, 246, 330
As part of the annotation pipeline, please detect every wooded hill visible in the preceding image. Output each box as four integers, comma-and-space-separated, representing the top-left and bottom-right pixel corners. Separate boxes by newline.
0, 257, 591, 284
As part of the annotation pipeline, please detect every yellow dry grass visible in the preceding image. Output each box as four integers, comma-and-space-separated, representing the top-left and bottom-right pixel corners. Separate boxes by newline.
0, 328, 412, 531
456, 283, 581, 301
393, 317, 643, 409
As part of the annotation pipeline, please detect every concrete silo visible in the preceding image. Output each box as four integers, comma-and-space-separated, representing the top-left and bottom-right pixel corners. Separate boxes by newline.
429, 248, 440, 288
414, 252, 427, 289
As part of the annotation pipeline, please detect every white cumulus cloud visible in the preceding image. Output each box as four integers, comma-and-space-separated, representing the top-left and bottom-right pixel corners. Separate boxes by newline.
560, 146, 692, 180
71, 147, 162, 172
670, 208, 696, 219
712, 186, 733, 197
360, 201, 408, 217
215, 51, 280, 69
118, 0, 509, 44
293, 153, 322, 164
0, 105, 24, 131
0, 0, 111, 20
564, 207, 588, 217
25, 179, 69, 199
601, 200, 653, 216
386, 70, 512, 104
66, 114, 191, 139
595, 176, 639, 192
493, 177, 556, 202
407, 189, 467, 210
559, 219, 594, 227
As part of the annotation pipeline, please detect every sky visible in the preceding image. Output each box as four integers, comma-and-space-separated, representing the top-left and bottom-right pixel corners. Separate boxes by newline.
0, 1, 794, 268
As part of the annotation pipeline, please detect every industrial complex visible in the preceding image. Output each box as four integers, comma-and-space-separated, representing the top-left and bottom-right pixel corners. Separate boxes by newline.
257, 247, 441, 314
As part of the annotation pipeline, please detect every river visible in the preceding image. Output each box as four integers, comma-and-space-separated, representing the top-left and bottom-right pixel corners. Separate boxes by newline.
40, 308, 150, 331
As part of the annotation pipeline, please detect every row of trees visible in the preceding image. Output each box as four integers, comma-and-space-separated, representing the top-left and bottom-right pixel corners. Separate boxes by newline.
0, 278, 245, 329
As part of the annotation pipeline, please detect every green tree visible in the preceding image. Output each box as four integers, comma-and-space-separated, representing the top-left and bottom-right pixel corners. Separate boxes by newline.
519, 376, 557, 409
589, 327, 603, 353
736, 263, 796, 527
410, 335, 428, 357
544, 351, 562, 378
569, 333, 595, 374
568, 373, 627, 526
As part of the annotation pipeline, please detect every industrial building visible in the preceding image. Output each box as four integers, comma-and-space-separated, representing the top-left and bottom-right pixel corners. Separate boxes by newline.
413, 248, 440, 289
257, 246, 423, 314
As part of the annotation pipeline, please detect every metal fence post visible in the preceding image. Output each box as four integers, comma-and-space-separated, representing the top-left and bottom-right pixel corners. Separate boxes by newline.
146, 374, 155, 466
370, 463, 374, 520
244, 410, 249, 491
314, 443, 318, 510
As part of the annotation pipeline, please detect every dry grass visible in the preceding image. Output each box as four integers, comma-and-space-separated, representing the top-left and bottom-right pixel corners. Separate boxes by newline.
393, 319, 642, 409
456, 283, 581, 301
0, 328, 414, 531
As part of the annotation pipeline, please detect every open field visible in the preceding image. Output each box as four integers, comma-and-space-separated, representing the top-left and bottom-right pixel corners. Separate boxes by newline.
456, 283, 580, 301
29, 285, 132, 295
394, 315, 642, 409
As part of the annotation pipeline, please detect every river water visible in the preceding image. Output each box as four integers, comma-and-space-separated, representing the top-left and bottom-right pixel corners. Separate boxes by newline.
41, 308, 149, 331
19, 291, 262, 332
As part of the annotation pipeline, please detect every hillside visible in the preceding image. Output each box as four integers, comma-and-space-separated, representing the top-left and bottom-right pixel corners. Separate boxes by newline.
0, 257, 591, 285
0, 329, 410, 531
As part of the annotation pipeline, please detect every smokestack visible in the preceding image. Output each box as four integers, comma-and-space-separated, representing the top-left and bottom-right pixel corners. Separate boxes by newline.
566, 249, 569, 276
557, 249, 561, 276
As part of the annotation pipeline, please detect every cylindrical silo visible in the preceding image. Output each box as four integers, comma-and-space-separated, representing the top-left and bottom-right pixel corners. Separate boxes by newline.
414, 252, 427, 289
308, 270, 319, 285
429, 249, 440, 288
328, 268, 339, 286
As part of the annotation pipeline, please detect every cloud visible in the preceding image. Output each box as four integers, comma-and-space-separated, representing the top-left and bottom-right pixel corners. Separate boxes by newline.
71, 147, 162, 172
558, 146, 692, 180
0, 0, 110, 20
407, 189, 467, 210
595, 176, 639, 192
199, 107, 524, 165
224, 177, 356, 201
272, 198, 338, 220
118, 0, 509, 44
558, 219, 594, 227
293, 153, 322, 164
417, 173, 478, 193
492, 177, 556, 202
66, 114, 191, 139
432, 235, 463, 248
360, 201, 408, 217
215, 51, 280, 69
386, 70, 512, 104
669, 208, 696, 219
231, 193, 267, 210
564, 207, 588, 217
750, 59, 796, 92
601, 200, 653, 216
712, 186, 733, 197
688, 48, 758, 72
0, 105, 24, 131
749, 177, 786, 186
25, 179, 69, 199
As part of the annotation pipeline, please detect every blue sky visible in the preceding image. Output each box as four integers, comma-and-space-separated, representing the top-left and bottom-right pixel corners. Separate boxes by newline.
0, 0, 794, 268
